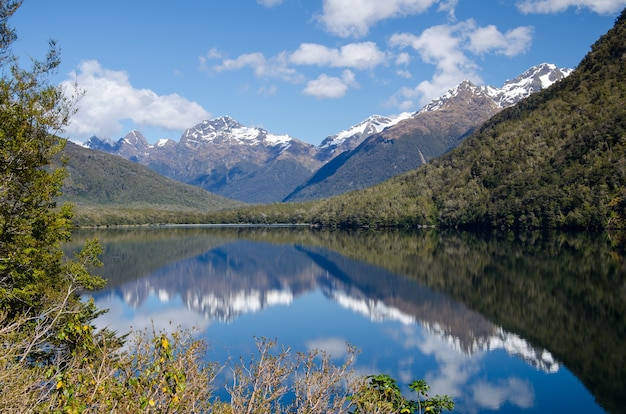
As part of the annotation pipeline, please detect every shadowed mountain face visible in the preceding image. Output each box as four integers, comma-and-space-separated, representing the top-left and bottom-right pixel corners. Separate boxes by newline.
87, 117, 322, 203
284, 81, 500, 201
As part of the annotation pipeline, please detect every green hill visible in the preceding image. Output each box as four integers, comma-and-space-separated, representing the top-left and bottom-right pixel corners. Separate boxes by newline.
57, 142, 244, 225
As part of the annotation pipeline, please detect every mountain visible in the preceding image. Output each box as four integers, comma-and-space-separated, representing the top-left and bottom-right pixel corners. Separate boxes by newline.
284, 63, 570, 202
87, 116, 321, 203
58, 141, 244, 216
316, 113, 413, 161
302, 8, 626, 230
481, 62, 573, 108
85, 64, 570, 205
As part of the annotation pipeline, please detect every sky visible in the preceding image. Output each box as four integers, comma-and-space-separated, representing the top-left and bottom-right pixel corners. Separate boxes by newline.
11, 0, 626, 146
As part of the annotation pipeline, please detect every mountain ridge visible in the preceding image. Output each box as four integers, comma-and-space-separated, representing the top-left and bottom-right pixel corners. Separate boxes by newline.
85, 62, 571, 204
284, 63, 571, 201
292, 8, 626, 230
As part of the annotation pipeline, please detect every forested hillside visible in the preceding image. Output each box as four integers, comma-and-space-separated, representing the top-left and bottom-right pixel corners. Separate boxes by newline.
58, 142, 244, 225
207, 9, 626, 230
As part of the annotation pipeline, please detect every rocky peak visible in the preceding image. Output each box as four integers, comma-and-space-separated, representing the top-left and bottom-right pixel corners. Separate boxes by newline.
317, 113, 413, 160
180, 116, 294, 149
121, 130, 149, 149
115, 130, 150, 159
418, 80, 496, 114
487, 62, 573, 108
84, 135, 116, 152
419, 63, 573, 115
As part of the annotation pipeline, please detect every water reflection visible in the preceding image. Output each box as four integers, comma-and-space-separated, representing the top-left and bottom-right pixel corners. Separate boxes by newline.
71, 227, 624, 413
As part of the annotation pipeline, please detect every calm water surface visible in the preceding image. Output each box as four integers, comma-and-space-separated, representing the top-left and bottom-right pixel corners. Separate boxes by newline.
70, 227, 625, 414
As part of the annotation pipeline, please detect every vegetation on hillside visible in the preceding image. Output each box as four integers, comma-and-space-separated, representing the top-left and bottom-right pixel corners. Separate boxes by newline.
318, 10, 626, 229
59, 141, 244, 211
68, 10, 626, 231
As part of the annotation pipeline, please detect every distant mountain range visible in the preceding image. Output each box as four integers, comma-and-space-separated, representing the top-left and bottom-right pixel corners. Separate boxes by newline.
85, 63, 571, 204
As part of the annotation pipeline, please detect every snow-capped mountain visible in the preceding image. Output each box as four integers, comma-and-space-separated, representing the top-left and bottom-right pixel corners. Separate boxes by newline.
285, 80, 500, 201
484, 62, 573, 108
181, 116, 292, 150
420, 63, 572, 114
86, 116, 322, 203
317, 113, 413, 160
86, 63, 571, 204
86, 130, 152, 161
418, 80, 496, 113
286, 63, 571, 202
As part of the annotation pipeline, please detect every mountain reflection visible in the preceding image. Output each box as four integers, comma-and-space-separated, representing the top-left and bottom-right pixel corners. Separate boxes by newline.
72, 227, 623, 413
86, 234, 558, 374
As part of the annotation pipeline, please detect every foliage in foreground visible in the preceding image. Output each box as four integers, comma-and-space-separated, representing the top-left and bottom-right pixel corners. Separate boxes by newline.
2, 327, 453, 413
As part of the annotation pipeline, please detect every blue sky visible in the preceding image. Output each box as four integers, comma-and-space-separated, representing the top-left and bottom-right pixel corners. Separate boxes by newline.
12, 0, 625, 145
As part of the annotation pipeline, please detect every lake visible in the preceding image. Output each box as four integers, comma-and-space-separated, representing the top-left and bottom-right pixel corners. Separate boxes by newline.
69, 226, 625, 413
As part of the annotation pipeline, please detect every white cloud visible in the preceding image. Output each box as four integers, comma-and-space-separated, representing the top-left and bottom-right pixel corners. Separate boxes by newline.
388, 22, 481, 109
257, 84, 278, 96
257, 0, 285, 7
305, 337, 350, 358
208, 51, 303, 83
467, 25, 534, 56
388, 19, 533, 110
395, 52, 412, 66
61, 60, 210, 142
516, 0, 626, 14
289, 42, 387, 69
317, 0, 452, 38
302, 70, 357, 98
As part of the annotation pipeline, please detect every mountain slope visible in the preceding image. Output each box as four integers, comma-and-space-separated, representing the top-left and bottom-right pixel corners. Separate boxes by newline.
304, 9, 626, 229
285, 64, 570, 202
58, 141, 244, 212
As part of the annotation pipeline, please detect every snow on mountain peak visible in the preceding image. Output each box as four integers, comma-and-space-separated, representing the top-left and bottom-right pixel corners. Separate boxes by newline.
154, 138, 173, 148
490, 63, 573, 107
122, 130, 146, 145
320, 112, 413, 149
182, 116, 294, 148
418, 63, 573, 114
418, 80, 487, 113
